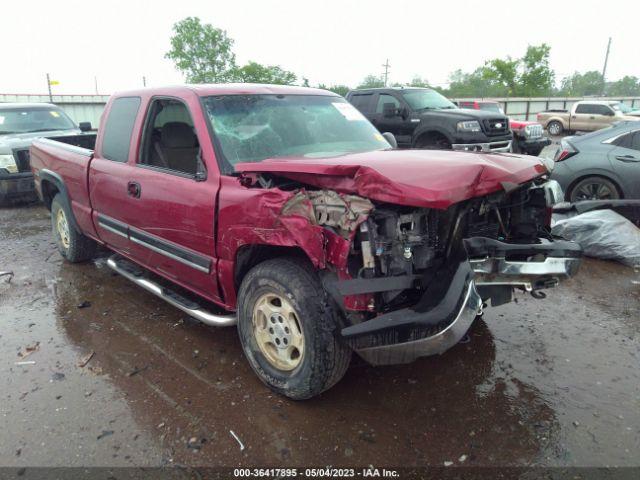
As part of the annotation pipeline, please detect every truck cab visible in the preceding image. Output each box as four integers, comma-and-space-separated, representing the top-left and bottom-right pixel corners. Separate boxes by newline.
346, 87, 513, 152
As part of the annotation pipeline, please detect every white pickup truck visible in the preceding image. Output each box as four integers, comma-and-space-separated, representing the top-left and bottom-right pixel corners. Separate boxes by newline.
537, 100, 639, 135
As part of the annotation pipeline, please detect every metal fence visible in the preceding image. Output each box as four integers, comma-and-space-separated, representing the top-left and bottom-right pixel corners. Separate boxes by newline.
452, 96, 640, 121
0, 93, 110, 128
3, 93, 640, 126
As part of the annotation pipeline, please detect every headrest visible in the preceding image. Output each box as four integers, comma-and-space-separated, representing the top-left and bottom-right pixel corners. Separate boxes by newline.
160, 122, 197, 148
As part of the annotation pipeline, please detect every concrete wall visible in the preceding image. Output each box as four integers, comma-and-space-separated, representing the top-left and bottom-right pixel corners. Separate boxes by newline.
0, 94, 110, 128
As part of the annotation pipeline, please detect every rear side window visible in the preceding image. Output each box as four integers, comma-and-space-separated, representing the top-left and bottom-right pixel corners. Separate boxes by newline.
102, 97, 141, 162
349, 94, 374, 113
593, 105, 613, 115
575, 104, 596, 114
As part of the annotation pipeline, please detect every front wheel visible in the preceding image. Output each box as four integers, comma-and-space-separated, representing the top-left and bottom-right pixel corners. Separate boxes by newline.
547, 121, 563, 136
51, 193, 97, 262
237, 258, 351, 400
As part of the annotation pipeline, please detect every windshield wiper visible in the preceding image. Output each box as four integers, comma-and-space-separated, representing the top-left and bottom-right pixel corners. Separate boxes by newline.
28, 128, 70, 133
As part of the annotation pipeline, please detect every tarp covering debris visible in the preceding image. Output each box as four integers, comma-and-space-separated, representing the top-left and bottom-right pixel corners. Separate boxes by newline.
552, 209, 640, 267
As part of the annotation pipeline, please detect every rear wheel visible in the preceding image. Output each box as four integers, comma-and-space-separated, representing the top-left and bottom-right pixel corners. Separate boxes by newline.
568, 176, 621, 202
547, 121, 563, 136
237, 258, 351, 400
51, 193, 97, 262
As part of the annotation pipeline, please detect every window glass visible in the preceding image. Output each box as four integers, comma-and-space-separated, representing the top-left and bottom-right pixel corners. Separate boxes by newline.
575, 104, 594, 114
139, 99, 200, 175
203, 95, 389, 169
479, 103, 504, 114
0, 107, 76, 134
400, 89, 456, 111
630, 132, 640, 151
102, 97, 141, 162
375, 94, 400, 114
593, 105, 613, 116
350, 94, 374, 113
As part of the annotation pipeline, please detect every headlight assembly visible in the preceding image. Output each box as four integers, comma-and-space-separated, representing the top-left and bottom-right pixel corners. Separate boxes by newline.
457, 120, 481, 133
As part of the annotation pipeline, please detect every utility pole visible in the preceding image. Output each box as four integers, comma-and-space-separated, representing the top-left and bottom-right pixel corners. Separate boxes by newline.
46, 73, 53, 102
94, 76, 99, 95
381, 59, 390, 87
601, 37, 612, 95
142, 76, 147, 87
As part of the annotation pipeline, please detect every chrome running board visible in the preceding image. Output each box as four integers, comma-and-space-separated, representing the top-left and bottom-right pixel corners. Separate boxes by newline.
106, 255, 236, 327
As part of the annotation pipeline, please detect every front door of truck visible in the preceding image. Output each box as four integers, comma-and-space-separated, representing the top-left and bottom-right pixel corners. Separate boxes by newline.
571, 103, 595, 131
123, 96, 221, 302
370, 93, 413, 147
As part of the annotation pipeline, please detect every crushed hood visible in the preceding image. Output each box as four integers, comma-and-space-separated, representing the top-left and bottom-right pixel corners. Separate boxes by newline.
235, 150, 548, 209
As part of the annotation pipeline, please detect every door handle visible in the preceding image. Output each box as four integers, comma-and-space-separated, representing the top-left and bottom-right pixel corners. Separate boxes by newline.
127, 181, 141, 198
615, 155, 639, 162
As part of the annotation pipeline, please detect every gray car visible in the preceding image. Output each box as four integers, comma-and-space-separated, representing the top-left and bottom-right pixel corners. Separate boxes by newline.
551, 121, 640, 202
0, 103, 91, 204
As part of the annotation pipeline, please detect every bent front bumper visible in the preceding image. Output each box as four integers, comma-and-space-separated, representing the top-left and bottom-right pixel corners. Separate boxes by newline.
341, 237, 582, 366
353, 279, 483, 365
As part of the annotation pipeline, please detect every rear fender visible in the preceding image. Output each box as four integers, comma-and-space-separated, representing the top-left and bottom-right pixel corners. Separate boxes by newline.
38, 169, 80, 232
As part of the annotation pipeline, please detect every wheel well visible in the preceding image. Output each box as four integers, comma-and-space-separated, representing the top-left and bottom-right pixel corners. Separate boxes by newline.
234, 245, 311, 289
40, 179, 60, 210
566, 174, 624, 200
414, 131, 450, 147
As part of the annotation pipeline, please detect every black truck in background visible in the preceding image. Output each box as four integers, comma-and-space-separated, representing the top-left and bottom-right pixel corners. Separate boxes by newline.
346, 87, 512, 152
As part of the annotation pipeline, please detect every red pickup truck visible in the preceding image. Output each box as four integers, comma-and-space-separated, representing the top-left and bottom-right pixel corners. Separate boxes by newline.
30, 84, 581, 399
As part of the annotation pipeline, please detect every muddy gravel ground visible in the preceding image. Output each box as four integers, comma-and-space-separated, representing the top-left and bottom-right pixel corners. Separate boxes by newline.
0, 204, 638, 468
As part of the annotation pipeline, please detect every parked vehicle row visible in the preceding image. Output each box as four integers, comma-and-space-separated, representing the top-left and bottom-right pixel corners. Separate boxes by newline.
345, 87, 513, 152
456, 100, 550, 156
29, 84, 581, 399
537, 100, 640, 136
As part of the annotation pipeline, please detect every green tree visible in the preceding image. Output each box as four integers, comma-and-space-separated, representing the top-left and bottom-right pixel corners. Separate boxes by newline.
357, 75, 384, 89
408, 76, 430, 87
232, 61, 297, 85
519, 44, 555, 96
607, 76, 640, 96
318, 84, 350, 97
165, 17, 236, 83
444, 43, 554, 97
558, 71, 605, 96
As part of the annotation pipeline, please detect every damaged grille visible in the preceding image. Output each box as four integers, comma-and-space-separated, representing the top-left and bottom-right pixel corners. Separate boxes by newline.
14, 150, 31, 173
482, 118, 510, 136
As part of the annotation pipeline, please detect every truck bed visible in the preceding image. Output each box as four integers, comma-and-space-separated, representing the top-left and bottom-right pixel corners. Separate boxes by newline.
30, 134, 98, 238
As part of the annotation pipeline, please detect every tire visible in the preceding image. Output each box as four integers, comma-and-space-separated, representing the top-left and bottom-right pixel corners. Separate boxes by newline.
568, 176, 621, 202
51, 193, 97, 263
237, 257, 351, 400
547, 121, 563, 136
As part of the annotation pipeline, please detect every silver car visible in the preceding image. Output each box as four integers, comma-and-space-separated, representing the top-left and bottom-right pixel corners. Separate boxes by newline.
551, 121, 640, 202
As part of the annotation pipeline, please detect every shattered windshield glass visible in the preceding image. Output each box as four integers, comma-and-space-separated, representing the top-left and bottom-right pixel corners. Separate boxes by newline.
203, 95, 390, 169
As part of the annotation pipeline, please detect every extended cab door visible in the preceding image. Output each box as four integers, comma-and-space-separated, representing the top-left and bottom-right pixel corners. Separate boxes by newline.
370, 93, 413, 147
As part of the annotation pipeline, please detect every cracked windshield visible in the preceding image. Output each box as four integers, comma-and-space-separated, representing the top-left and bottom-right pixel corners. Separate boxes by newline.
203, 95, 390, 167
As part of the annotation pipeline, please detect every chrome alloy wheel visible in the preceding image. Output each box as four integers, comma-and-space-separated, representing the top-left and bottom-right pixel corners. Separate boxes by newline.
252, 293, 304, 371
56, 208, 70, 249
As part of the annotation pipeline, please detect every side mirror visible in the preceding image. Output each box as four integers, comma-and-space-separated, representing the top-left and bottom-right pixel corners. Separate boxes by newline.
382, 103, 398, 118
382, 132, 397, 148
79, 122, 92, 132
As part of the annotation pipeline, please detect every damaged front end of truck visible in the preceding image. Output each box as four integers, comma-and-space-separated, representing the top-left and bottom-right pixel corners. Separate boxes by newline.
230, 152, 582, 367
